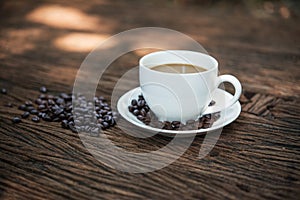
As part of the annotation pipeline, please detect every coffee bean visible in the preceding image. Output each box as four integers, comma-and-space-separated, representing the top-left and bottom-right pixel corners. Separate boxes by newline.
137, 100, 145, 108
38, 112, 45, 118
138, 95, 144, 100
5, 102, 13, 107
144, 105, 150, 112
39, 94, 47, 99
110, 118, 115, 126
204, 114, 211, 119
95, 106, 100, 111
1, 88, 7, 94
25, 101, 33, 106
12, 117, 21, 123
104, 115, 113, 123
26, 106, 35, 112
40, 86, 47, 93
30, 109, 39, 115
163, 121, 172, 130
21, 112, 30, 119
42, 114, 52, 121
140, 109, 147, 117
69, 124, 78, 133
59, 113, 65, 119
59, 93, 69, 99
144, 118, 151, 125
54, 108, 64, 116
137, 115, 145, 121
31, 116, 40, 122
35, 98, 43, 105
171, 121, 181, 129
203, 123, 211, 129
103, 106, 111, 111
131, 99, 137, 106
100, 110, 107, 115
102, 121, 110, 129
68, 115, 73, 122
48, 99, 55, 105
133, 109, 139, 116
38, 104, 46, 110
61, 120, 68, 129
209, 100, 216, 106
213, 113, 220, 120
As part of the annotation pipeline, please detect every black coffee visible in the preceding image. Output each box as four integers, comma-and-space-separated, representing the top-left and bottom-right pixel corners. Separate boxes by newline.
151, 63, 207, 74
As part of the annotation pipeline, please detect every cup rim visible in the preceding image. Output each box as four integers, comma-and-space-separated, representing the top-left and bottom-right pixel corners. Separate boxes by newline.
139, 50, 218, 76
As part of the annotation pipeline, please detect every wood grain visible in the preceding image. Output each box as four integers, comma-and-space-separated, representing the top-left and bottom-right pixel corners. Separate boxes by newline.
0, 0, 300, 199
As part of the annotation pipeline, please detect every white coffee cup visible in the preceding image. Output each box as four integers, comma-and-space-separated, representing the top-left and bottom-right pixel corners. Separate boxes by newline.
139, 50, 242, 123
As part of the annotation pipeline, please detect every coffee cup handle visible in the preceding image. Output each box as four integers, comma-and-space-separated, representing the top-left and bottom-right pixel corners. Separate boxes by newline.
202, 75, 242, 115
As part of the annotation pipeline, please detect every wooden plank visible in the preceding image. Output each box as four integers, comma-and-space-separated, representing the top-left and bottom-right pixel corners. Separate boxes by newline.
0, 0, 299, 199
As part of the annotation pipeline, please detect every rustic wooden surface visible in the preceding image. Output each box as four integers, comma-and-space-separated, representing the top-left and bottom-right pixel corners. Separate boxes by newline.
0, 0, 300, 199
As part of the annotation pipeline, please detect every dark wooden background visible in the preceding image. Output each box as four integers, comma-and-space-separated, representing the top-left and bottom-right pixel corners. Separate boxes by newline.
0, 0, 299, 199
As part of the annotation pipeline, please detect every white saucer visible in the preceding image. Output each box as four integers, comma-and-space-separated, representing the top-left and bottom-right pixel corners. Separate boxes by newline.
117, 87, 241, 136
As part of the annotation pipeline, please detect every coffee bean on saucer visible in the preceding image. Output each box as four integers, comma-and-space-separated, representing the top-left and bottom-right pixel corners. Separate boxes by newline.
40, 86, 47, 93
163, 121, 172, 130
133, 109, 140, 116
131, 99, 137, 106
209, 100, 216, 106
171, 121, 181, 129
21, 111, 30, 119
138, 95, 144, 100
198, 117, 205, 128
143, 105, 150, 112
1, 88, 7, 94
128, 106, 134, 113
137, 115, 145, 121
140, 108, 147, 117
31, 116, 40, 122
128, 94, 221, 130
12, 117, 21, 123
137, 100, 145, 108
202, 123, 211, 129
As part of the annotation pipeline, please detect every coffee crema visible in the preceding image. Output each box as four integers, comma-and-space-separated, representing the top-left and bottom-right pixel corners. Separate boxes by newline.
150, 63, 207, 74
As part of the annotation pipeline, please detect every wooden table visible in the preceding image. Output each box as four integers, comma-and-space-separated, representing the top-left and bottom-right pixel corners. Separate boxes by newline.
1, 1, 299, 199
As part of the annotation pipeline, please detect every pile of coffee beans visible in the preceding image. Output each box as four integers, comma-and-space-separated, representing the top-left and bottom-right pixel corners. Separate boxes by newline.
128, 94, 220, 130
7, 86, 116, 135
